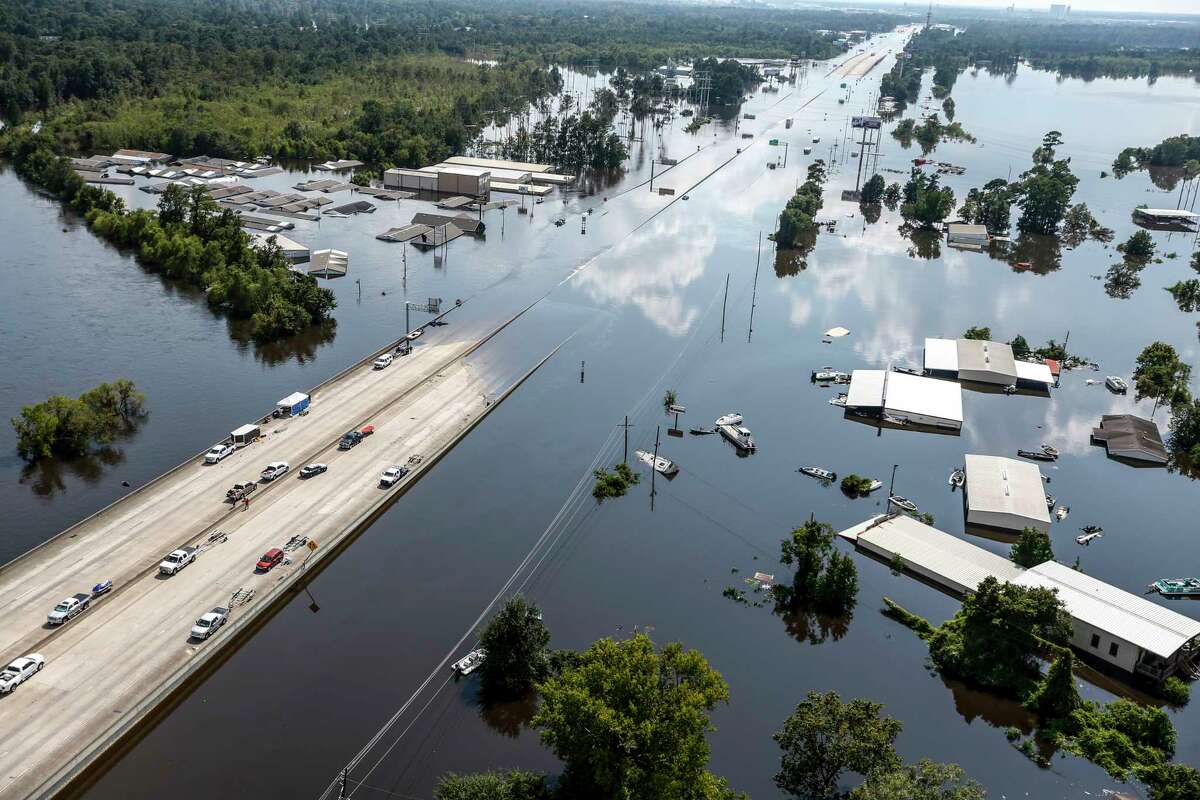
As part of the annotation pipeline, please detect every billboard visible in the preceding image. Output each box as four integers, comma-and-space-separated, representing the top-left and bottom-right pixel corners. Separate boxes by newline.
851, 116, 882, 129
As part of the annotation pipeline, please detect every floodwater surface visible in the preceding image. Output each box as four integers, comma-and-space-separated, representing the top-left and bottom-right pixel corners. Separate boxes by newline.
2, 27, 1199, 800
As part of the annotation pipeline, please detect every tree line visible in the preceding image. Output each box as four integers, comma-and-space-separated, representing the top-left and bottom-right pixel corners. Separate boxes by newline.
7, 136, 336, 343
12, 379, 145, 461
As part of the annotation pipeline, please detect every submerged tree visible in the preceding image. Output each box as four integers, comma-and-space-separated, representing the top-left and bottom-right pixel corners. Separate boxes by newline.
1133, 341, 1193, 415
479, 594, 551, 700
773, 691, 902, 799
1118, 230, 1157, 264
850, 759, 986, 800
900, 168, 955, 229
1010, 527, 1054, 568
1015, 131, 1079, 235
777, 519, 858, 616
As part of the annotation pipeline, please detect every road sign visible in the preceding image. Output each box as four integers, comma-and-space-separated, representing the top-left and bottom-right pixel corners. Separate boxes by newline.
769, 139, 779, 146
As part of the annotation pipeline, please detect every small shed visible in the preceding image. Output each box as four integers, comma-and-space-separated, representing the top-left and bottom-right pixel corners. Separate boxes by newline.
276, 392, 310, 416
308, 249, 349, 279
231, 424, 260, 446
964, 454, 1050, 533
946, 223, 989, 246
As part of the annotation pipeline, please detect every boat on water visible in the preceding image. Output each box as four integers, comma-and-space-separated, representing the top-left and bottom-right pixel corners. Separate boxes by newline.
1045, 493, 1055, 508
689, 426, 716, 435
889, 495, 918, 513
1076, 531, 1103, 546
715, 412, 743, 426
718, 424, 757, 451
1149, 578, 1200, 598
865, 479, 883, 492
812, 370, 850, 384
829, 394, 848, 407
1080, 525, 1103, 534
798, 466, 837, 481
881, 414, 909, 427
948, 468, 964, 489
1055, 505, 1070, 521
452, 649, 486, 675
1017, 448, 1057, 462
1105, 375, 1128, 394
636, 449, 679, 476
892, 365, 922, 376
1041, 444, 1060, 458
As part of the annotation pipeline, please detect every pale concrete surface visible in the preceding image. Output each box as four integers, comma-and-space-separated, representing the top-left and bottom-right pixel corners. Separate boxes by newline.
0, 306, 542, 798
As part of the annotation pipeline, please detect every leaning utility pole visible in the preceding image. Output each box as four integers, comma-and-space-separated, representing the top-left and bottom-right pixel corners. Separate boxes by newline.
619, 416, 633, 464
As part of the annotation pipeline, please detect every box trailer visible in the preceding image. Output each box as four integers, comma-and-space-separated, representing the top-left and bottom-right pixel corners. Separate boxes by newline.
276, 392, 310, 417
230, 424, 260, 447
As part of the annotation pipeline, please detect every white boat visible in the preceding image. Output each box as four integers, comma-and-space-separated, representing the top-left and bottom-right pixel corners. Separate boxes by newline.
865, 479, 883, 492
813, 371, 850, 384
452, 649, 486, 675
719, 424, 756, 451
1105, 375, 1128, 394
1076, 531, 1103, 546
1041, 444, 1060, 458
829, 394, 848, 407
881, 414, 909, 427
798, 466, 837, 481
1055, 505, 1070, 521
948, 468, 964, 488
889, 495, 918, 513
714, 412, 743, 426
636, 449, 679, 476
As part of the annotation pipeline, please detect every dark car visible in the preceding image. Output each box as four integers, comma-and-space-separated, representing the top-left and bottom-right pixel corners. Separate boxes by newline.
299, 463, 328, 479
255, 548, 285, 572
338, 431, 362, 451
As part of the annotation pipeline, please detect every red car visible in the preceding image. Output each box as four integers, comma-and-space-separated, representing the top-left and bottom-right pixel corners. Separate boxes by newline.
255, 548, 284, 572
359, 425, 375, 437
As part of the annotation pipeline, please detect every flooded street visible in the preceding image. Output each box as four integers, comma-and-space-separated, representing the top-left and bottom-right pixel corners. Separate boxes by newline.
3, 27, 1199, 799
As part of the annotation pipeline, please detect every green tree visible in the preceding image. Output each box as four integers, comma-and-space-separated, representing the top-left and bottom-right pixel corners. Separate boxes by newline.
1010, 527, 1054, 568
1167, 399, 1200, 464
928, 577, 1072, 696
533, 634, 738, 800
1165, 280, 1200, 312
1009, 334, 1032, 359
773, 690, 902, 799
860, 174, 886, 205
1025, 650, 1081, 719
1133, 341, 1192, 415
900, 168, 955, 229
850, 759, 985, 800
778, 520, 858, 615
882, 183, 902, 208
433, 770, 551, 800
479, 594, 551, 700
1146, 764, 1200, 800
1016, 135, 1079, 235
1118, 230, 1157, 263
962, 326, 991, 341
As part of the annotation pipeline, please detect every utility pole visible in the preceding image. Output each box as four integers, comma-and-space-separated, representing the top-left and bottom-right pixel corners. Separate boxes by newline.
337, 768, 348, 800
650, 424, 661, 508
720, 273, 729, 342
748, 231, 762, 342
619, 416, 632, 464
888, 464, 899, 507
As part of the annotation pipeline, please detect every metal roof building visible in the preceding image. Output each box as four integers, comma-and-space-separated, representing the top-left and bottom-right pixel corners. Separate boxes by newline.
845, 370, 963, 430
1015, 561, 1200, 680
840, 515, 1200, 680
1132, 207, 1200, 231
1014, 359, 1054, 389
956, 339, 1017, 385
964, 454, 1050, 533
923, 337, 958, 375
1091, 414, 1168, 465
839, 514, 1022, 595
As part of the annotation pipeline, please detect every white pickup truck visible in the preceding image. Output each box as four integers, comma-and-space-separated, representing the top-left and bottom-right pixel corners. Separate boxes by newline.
47, 593, 91, 626
159, 546, 198, 576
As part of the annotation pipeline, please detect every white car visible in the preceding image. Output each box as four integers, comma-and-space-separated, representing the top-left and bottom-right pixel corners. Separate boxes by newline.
190, 607, 230, 640
260, 461, 290, 481
373, 353, 393, 370
47, 593, 91, 626
379, 465, 409, 488
204, 443, 235, 464
0, 654, 44, 694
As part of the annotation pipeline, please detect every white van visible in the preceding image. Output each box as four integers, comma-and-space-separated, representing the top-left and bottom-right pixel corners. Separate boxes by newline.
373, 353, 393, 370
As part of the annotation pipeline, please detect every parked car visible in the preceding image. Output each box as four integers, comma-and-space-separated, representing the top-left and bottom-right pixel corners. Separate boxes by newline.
190, 607, 230, 640
260, 462, 290, 481
379, 465, 409, 488
226, 480, 258, 501
359, 425, 375, 437
299, 463, 328, 479
0, 654, 44, 695
204, 443, 234, 464
159, 546, 198, 576
256, 548, 285, 572
47, 593, 91, 626
338, 431, 363, 451
373, 353, 393, 369
91, 580, 113, 597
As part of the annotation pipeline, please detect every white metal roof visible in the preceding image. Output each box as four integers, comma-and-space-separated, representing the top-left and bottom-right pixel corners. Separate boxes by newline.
231, 423, 260, 437
845, 369, 886, 407
883, 371, 963, 424
946, 223, 988, 237
1135, 208, 1199, 220
443, 155, 553, 173
1015, 561, 1200, 659
840, 514, 1022, 594
956, 339, 1016, 383
277, 392, 309, 408
1014, 359, 1053, 386
964, 455, 1050, 528
924, 337, 958, 372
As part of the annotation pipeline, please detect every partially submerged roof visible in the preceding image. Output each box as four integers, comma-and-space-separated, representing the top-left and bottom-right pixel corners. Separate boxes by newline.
845, 370, 964, 426
1014, 359, 1054, 386
839, 514, 1022, 595
1091, 414, 1167, 464
964, 455, 1050, 530
1015, 561, 1200, 659
923, 337, 958, 373
443, 155, 553, 173
956, 338, 1016, 384
411, 212, 483, 234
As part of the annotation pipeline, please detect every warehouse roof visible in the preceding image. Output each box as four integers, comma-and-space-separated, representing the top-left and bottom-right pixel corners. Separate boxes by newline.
845, 369, 886, 408
964, 455, 1050, 528
957, 339, 1016, 383
1015, 561, 1200, 659
924, 337, 958, 372
443, 155, 553, 173
1014, 360, 1054, 387
839, 514, 1022, 595
845, 370, 963, 425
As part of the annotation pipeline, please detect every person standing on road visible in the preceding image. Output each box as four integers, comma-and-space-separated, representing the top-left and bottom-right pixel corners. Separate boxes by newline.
243, 497, 250, 511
